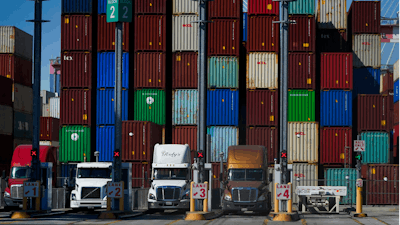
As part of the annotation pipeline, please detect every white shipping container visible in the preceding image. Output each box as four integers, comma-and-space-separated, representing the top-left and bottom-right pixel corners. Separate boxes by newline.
352, 34, 381, 68
13, 83, 33, 114
288, 122, 318, 163
172, 15, 199, 52
291, 163, 318, 204
208, 126, 239, 163
317, 0, 347, 29
0, 26, 33, 60
246, 53, 278, 89
49, 97, 60, 119
172, 0, 198, 14
42, 103, 50, 117
0, 105, 13, 135
394, 60, 399, 81
39, 141, 59, 147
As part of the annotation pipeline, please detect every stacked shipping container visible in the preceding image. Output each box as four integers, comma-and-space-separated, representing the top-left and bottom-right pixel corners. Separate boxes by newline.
394, 59, 399, 158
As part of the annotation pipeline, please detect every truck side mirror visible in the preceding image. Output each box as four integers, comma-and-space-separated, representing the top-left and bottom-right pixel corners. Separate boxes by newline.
269, 173, 273, 182
185, 180, 189, 184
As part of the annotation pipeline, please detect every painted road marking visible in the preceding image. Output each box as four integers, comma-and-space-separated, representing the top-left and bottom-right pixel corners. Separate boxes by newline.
372, 217, 390, 225
352, 218, 364, 225
167, 219, 181, 225
301, 219, 307, 225
104, 220, 122, 225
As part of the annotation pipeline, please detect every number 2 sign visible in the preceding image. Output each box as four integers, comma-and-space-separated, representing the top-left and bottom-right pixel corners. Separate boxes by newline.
107, 182, 123, 198
107, 0, 132, 23
192, 183, 208, 199
276, 183, 291, 200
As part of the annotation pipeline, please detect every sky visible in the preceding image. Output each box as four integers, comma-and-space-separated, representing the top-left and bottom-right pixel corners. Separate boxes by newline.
0, 0, 398, 91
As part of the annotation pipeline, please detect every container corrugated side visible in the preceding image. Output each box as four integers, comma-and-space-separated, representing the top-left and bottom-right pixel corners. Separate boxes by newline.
289, 0, 314, 15
42, 103, 50, 117
97, 15, 129, 52
395, 80, 399, 103
40, 117, 60, 141
394, 60, 399, 81
96, 126, 114, 162
348, 1, 380, 34
172, 15, 198, 52
246, 53, 278, 89
60, 89, 91, 125
172, 126, 197, 159
353, 68, 380, 98
243, 13, 248, 42
208, 57, 239, 88
208, 19, 240, 56
288, 122, 318, 163
248, 0, 279, 15
325, 168, 357, 204
320, 127, 352, 165
0, 105, 13, 135
97, 52, 129, 88
208, 0, 240, 18
135, 0, 167, 14
0, 76, 12, 107
366, 164, 399, 205
357, 94, 392, 132
352, 34, 381, 68
320, 53, 353, 90
61, 52, 92, 88
96, 89, 128, 125
380, 72, 394, 93
134, 89, 166, 125
131, 162, 151, 188
61, 15, 92, 51
59, 126, 91, 163
288, 90, 315, 122
212, 163, 227, 189
13, 111, 33, 139
0, 54, 32, 87
246, 90, 278, 126
207, 90, 239, 126
291, 164, 318, 204
316, 29, 349, 52
246, 127, 278, 163
122, 121, 163, 162
62, 0, 92, 14
317, 0, 347, 29
98, 0, 106, 14
172, 52, 198, 88
173, 0, 198, 14
207, 126, 239, 162
134, 15, 166, 52
134, 52, 165, 89
50, 97, 60, 119
360, 132, 390, 164
247, 16, 279, 52
13, 83, 33, 114
288, 15, 315, 52
172, 90, 198, 125
394, 102, 399, 125
288, 52, 316, 89
320, 90, 352, 127
0, 26, 32, 60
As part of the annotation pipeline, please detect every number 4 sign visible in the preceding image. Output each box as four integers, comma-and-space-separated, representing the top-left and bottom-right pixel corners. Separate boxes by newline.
107, 182, 123, 198
107, 0, 132, 23
276, 183, 291, 200
192, 183, 207, 199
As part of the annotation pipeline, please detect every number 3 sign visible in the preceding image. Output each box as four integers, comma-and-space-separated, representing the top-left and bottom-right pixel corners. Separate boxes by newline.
276, 183, 291, 200
107, 182, 123, 198
107, 0, 132, 23
192, 183, 208, 199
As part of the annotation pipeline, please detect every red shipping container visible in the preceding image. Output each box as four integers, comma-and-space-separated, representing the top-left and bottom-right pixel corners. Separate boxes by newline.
380, 72, 394, 93
247, 16, 279, 52
134, 52, 166, 88
289, 15, 316, 52
0, 54, 32, 87
40, 117, 60, 141
172, 126, 197, 163
246, 90, 278, 126
320, 53, 353, 90
246, 127, 278, 163
208, 19, 240, 56
248, 0, 279, 15
317, 29, 349, 52
357, 94, 393, 132
134, 15, 166, 52
211, 163, 226, 189
394, 124, 399, 147
61, 52, 92, 88
131, 162, 151, 188
208, 0, 241, 18
348, 1, 380, 34
61, 15, 92, 51
288, 52, 316, 89
366, 164, 399, 205
172, 52, 198, 89
97, 15, 129, 52
0, 134, 13, 164
122, 121, 163, 162
0, 76, 13, 107
394, 102, 399, 125
320, 127, 352, 165
60, 89, 91, 125
135, 0, 167, 14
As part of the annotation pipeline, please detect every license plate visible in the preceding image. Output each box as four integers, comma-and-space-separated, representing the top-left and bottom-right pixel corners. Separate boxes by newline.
241, 208, 248, 211
166, 202, 172, 206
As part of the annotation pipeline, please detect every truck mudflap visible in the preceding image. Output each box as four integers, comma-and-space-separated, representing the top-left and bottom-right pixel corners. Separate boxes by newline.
148, 200, 190, 210
222, 200, 270, 213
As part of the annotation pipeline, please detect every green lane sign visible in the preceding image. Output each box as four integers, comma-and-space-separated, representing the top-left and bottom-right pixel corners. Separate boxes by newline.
107, 0, 132, 23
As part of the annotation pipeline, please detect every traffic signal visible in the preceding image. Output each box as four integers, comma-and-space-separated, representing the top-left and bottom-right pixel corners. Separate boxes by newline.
281, 151, 287, 158
355, 154, 362, 161
31, 150, 37, 157
114, 151, 120, 157
197, 151, 204, 159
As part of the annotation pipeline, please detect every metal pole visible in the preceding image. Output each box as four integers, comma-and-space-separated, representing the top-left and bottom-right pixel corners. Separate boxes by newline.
357, 135, 361, 179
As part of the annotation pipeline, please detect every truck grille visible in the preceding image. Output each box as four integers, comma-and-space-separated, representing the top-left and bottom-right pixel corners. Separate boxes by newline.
156, 187, 181, 200
11, 185, 23, 199
81, 187, 101, 199
232, 188, 257, 202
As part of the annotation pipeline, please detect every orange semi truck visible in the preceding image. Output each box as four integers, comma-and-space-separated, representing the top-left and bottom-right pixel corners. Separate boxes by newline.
221, 145, 271, 213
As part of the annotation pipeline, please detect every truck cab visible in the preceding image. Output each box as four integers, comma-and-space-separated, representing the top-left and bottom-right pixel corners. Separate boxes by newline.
70, 162, 111, 209
148, 144, 191, 211
221, 145, 271, 213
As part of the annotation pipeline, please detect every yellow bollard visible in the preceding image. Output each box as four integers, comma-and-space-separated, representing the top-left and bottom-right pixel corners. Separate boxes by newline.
190, 181, 195, 212
203, 182, 208, 212
107, 198, 111, 211
119, 181, 124, 211
287, 182, 292, 213
356, 186, 362, 214
35, 181, 41, 211
23, 197, 27, 210
274, 183, 279, 213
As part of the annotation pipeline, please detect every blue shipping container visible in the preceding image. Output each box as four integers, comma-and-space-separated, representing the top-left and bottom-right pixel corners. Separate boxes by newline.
360, 132, 390, 164
173, 90, 198, 125
207, 126, 239, 162
325, 168, 357, 204
208, 57, 239, 88
243, 13, 248, 42
98, 0, 106, 14
320, 90, 352, 127
394, 79, 399, 103
96, 126, 114, 162
207, 89, 239, 126
353, 68, 380, 99
96, 88, 128, 125
61, 163, 77, 187
97, 52, 129, 89
62, 0, 92, 14
243, 0, 248, 12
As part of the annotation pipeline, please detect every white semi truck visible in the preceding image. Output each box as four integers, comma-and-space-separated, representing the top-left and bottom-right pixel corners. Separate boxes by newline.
147, 144, 192, 211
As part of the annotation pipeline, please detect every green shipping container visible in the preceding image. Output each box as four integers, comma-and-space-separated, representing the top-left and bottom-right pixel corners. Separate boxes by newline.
360, 132, 390, 164
325, 168, 357, 205
288, 0, 315, 15
288, 90, 315, 122
59, 126, 91, 162
134, 89, 166, 125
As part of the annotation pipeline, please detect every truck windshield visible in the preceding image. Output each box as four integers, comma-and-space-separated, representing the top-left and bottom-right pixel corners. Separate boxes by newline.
228, 169, 263, 181
77, 168, 111, 178
154, 168, 188, 180
11, 167, 31, 179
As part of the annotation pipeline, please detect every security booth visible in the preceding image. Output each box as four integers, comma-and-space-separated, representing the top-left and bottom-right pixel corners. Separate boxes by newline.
40, 162, 53, 211
121, 163, 132, 211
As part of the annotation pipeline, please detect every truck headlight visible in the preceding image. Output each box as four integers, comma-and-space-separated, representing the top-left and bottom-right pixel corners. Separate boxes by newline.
4, 192, 10, 198
182, 189, 190, 200
71, 193, 76, 200
257, 194, 266, 202
149, 193, 156, 200
224, 193, 232, 201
